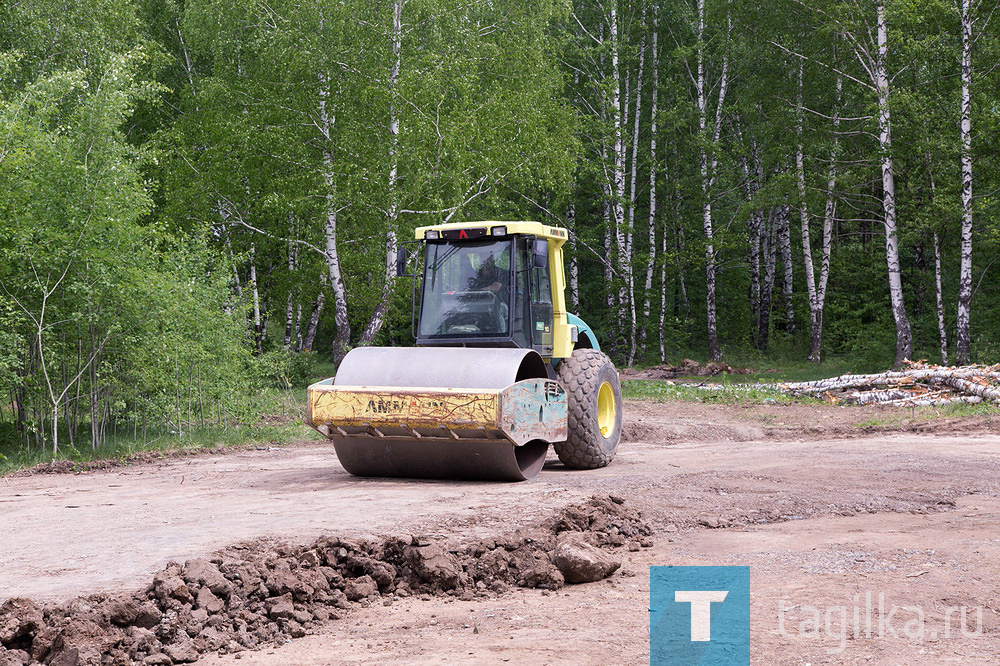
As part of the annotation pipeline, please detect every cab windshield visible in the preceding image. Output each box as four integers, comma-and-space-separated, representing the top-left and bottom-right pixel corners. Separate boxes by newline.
418, 239, 512, 338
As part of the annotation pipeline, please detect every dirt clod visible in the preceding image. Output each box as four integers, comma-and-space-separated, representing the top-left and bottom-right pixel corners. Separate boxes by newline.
552, 536, 622, 583
0, 496, 643, 665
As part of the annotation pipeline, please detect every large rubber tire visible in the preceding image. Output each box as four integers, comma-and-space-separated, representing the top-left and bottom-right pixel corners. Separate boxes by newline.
553, 349, 623, 469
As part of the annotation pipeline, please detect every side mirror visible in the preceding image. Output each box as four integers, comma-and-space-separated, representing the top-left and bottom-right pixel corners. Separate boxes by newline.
396, 247, 408, 277
533, 239, 548, 268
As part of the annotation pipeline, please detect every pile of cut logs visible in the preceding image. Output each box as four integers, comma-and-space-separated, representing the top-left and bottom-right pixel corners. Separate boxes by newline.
780, 362, 1000, 407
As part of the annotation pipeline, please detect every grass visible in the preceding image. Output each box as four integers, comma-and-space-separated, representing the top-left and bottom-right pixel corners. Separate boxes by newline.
852, 400, 1000, 428
0, 385, 324, 476
621, 379, 817, 405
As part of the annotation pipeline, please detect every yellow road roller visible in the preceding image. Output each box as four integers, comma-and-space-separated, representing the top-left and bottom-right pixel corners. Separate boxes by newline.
306, 221, 622, 481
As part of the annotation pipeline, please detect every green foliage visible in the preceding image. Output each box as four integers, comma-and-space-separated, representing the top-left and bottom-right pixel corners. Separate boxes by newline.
4, 0, 1000, 463
254, 350, 320, 390
621, 379, 814, 405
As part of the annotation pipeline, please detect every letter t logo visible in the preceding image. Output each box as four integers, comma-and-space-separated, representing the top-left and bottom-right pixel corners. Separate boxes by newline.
674, 591, 729, 641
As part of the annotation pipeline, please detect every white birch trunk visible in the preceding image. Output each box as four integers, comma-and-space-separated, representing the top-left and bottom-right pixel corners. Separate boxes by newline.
642, 14, 659, 352
603, 195, 614, 310
249, 244, 263, 352
813, 74, 841, 361
295, 302, 303, 351
934, 232, 948, 365
284, 237, 298, 350
759, 208, 778, 349
284, 293, 295, 350
876, 2, 913, 364
610, 5, 628, 337
318, 74, 351, 364
567, 200, 579, 311
676, 217, 691, 320
796, 62, 818, 357
624, 31, 645, 365
360, 0, 404, 345
302, 290, 325, 353
659, 215, 668, 362
697, 0, 721, 361
778, 204, 795, 334
957, 0, 974, 363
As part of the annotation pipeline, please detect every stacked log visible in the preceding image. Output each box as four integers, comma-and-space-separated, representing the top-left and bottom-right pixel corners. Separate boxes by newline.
780, 361, 1000, 406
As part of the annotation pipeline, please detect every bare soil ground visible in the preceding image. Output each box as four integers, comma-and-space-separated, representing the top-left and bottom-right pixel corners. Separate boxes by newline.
2, 399, 1000, 664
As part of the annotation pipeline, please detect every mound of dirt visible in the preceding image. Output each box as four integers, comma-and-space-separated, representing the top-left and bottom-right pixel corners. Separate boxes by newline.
0, 496, 650, 666
623, 359, 752, 380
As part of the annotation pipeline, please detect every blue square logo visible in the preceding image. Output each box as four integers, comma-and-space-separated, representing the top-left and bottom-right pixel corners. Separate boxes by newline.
650, 566, 750, 665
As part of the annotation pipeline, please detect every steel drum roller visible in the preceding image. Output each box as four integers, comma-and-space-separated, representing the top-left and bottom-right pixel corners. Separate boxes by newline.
308, 347, 566, 481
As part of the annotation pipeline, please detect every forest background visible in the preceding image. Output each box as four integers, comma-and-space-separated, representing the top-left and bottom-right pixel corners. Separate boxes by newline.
2, 0, 999, 455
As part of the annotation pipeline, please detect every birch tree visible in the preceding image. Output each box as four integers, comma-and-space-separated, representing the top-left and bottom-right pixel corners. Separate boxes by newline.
956, 0, 975, 363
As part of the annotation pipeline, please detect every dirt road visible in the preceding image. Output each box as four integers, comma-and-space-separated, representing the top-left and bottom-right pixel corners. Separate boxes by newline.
3, 400, 999, 664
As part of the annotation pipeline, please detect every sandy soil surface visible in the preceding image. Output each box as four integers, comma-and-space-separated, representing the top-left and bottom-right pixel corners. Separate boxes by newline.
3, 399, 1000, 664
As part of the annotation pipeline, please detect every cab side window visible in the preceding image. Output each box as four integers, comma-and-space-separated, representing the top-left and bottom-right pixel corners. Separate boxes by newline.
512, 239, 531, 348
531, 241, 553, 348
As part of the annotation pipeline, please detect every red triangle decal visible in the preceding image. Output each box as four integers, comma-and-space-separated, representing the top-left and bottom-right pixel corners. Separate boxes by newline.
459, 230, 468, 239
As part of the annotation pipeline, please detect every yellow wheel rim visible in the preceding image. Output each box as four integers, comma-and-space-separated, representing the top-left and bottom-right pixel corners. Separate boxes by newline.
597, 381, 616, 438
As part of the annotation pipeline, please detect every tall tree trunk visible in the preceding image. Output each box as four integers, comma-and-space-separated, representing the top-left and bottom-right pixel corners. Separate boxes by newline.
758, 208, 778, 351
294, 302, 303, 351
796, 63, 818, 357
778, 204, 795, 334
318, 75, 351, 365
360, 0, 404, 346
934, 232, 948, 365
249, 244, 264, 353
876, 2, 913, 365
659, 216, 668, 363
567, 200, 579, 311
812, 74, 841, 362
956, 0, 974, 363
676, 218, 691, 320
603, 191, 615, 311
737, 132, 763, 347
642, 12, 660, 353
696, 0, 729, 361
624, 27, 645, 365
610, 5, 628, 341
302, 290, 325, 352
748, 210, 762, 345
284, 238, 298, 350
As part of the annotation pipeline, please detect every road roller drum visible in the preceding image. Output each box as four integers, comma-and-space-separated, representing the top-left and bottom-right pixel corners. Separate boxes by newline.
305, 220, 623, 481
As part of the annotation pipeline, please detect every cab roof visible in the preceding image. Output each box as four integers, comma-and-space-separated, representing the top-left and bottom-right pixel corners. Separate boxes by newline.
414, 221, 568, 246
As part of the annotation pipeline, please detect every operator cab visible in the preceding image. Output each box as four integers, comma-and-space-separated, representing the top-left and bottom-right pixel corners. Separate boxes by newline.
399, 226, 555, 358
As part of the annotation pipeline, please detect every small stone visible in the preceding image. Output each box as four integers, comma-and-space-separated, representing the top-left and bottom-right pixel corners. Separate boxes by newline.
551, 537, 621, 583
344, 576, 378, 601
163, 638, 198, 664
298, 550, 321, 568
265, 595, 294, 621
405, 543, 462, 590
143, 654, 172, 666
197, 587, 225, 614
286, 621, 306, 638
182, 559, 232, 599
